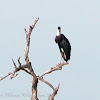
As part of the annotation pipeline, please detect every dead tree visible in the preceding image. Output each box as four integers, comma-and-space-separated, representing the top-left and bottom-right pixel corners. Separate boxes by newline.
0, 17, 69, 100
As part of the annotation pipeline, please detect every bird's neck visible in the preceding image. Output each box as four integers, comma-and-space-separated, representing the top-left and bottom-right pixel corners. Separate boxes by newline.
56, 30, 61, 36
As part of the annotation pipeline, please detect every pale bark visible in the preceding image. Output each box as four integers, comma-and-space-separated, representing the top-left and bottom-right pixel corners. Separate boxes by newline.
24, 17, 39, 100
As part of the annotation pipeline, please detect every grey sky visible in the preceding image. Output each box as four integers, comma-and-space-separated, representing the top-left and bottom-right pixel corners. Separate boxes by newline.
0, 0, 100, 100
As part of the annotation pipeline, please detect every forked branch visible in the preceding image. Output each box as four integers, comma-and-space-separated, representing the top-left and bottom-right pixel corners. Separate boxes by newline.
0, 17, 69, 100
48, 84, 60, 100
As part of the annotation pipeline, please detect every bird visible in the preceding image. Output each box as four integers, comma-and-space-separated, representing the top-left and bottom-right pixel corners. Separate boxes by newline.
55, 26, 71, 63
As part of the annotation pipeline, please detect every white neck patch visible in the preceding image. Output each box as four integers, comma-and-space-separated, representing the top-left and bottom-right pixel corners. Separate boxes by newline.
56, 30, 61, 36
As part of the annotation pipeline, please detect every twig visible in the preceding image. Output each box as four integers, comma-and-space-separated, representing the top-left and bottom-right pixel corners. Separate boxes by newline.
0, 59, 34, 81
0, 72, 12, 81
12, 59, 17, 68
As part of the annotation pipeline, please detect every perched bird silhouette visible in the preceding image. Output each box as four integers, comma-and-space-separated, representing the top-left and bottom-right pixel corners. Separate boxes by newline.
55, 26, 71, 63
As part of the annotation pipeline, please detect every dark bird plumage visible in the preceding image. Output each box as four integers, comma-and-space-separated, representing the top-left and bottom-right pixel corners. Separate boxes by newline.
55, 27, 71, 62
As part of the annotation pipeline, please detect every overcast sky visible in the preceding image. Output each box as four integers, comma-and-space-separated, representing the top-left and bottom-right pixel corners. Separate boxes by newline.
0, 0, 100, 100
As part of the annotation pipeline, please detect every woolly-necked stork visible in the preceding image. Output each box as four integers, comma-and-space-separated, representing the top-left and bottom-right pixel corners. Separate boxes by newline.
55, 26, 71, 63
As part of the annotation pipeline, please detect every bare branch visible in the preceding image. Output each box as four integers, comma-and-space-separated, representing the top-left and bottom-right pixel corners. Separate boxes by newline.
24, 17, 39, 64
24, 28, 28, 35
38, 63, 68, 100
12, 59, 17, 68
31, 17, 39, 29
0, 72, 12, 81
38, 77, 54, 90
0, 68, 19, 80
39, 62, 68, 77
10, 59, 20, 79
48, 84, 60, 100
10, 73, 18, 79
0, 58, 34, 81
23, 17, 39, 100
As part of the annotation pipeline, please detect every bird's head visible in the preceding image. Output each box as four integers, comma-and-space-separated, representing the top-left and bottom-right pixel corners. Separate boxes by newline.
56, 26, 61, 36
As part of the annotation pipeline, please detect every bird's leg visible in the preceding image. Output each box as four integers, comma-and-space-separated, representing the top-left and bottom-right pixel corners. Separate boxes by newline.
63, 59, 65, 63
60, 57, 63, 64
